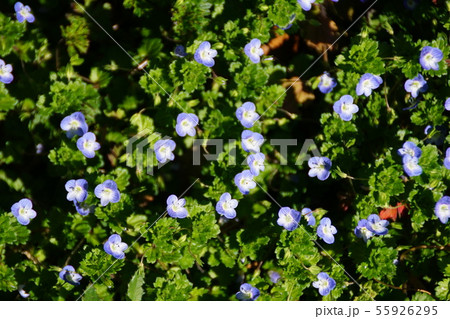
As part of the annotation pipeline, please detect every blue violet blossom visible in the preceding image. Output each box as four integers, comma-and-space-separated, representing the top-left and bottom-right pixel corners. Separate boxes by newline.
269, 271, 281, 284
419, 46, 443, 71
236, 102, 259, 128
247, 152, 265, 176
60, 112, 89, 138
366, 214, 389, 235
104, 234, 128, 259
397, 141, 422, 162
444, 148, 450, 170
308, 156, 332, 181
302, 208, 316, 226
194, 41, 217, 67
65, 179, 88, 203
236, 283, 260, 301
215, 192, 238, 219
154, 139, 176, 164
11, 198, 36, 226
435, 196, 450, 224
404, 74, 427, 98
312, 272, 336, 296
354, 219, 374, 242
174, 45, 187, 57
403, 157, 423, 177
277, 207, 301, 231
244, 39, 264, 63
356, 73, 383, 97
445, 98, 450, 111
74, 201, 94, 216
77, 132, 100, 158
241, 130, 264, 153
59, 265, 82, 286
297, 0, 316, 11
167, 195, 188, 218
176, 113, 199, 137
333, 95, 359, 121
318, 72, 337, 94
234, 170, 256, 195
0, 59, 14, 84
317, 217, 337, 244
14, 2, 35, 23
94, 180, 121, 206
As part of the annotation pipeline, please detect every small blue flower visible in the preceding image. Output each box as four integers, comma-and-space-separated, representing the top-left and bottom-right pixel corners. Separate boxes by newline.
194, 41, 217, 67
167, 194, 188, 218
403, 157, 423, 177
333, 95, 359, 121
444, 148, 450, 170
308, 156, 332, 181
176, 113, 199, 137
11, 198, 36, 226
404, 74, 428, 98
397, 141, 422, 163
74, 201, 94, 216
312, 272, 336, 296
104, 234, 128, 259
317, 217, 337, 244
94, 180, 121, 206
354, 219, 374, 242
174, 45, 187, 58
215, 192, 238, 219
0, 59, 13, 84
60, 112, 89, 138
241, 130, 264, 153
247, 152, 265, 176
276, 14, 296, 30
366, 214, 389, 235
435, 196, 450, 224
297, 0, 316, 11
236, 283, 260, 301
419, 46, 443, 71
424, 125, 446, 146
301, 208, 316, 226
318, 72, 337, 94
18, 285, 30, 298
76, 132, 100, 158
356, 73, 383, 97
154, 139, 176, 164
59, 265, 82, 286
236, 102, 259, 128
445, 98, 450, 111
269, 271, 281, 284
234, 170, 256, 195
277, 207, 301, 231
65, 179, 88, 203
244, 39, 264, 64
14, 2, 35, 23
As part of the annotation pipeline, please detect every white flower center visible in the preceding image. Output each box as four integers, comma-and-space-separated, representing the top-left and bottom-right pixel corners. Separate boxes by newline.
70, 119, 80, 130
182, 119, 191, 127
19, 207, 28, 216
251, 46, 258, 56
342, 103, 350, 112
201, 49, 211, 60
20, 7, 31, 18
322, 76, 331, 87
222, 200, 231, 211
240, 178, 250, 187
110, 243, 122, 253
425, 53, 434, 62
322, 226, 331, 235
84, 140, 93, 150
412, 81, 421, 89
439, 204, 449, 214
243, 111, 253, 120
371, 222, 383, 231
319, 279, 329, 289
282, 213, 293, 224
362, 79, 371, 88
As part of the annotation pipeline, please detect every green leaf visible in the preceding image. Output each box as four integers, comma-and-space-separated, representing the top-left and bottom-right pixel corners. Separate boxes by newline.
127, 265, 145, 301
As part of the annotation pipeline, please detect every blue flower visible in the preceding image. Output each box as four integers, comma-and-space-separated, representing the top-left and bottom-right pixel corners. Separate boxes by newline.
317, 217, 337, 244
94, 180, 121, 206
234, 170, 256, 195
175, 113, 199, 137
60, 112, 89, 138
167, 194, 188, 218
0, 59, 13, 84
194, 41, 217, 67
65, 179, 88, 203
104, 234, 128, 259
269, 271, 281, 284
215, 192, 238, 219
308, 156, 332, 181
297, 0, 316, 11
397, 141, 422, 162
76, 132, 100, 158
236, 102, 259, 128
174, 45, 187, 57
404, 74, 428, 98
244, 39, 264, 63
333, 95, 359, 121
59, 265, 82, 286
247, 152, 265, 176
435, 196, 450, 224
154, 139, 176, 164
18, 285, 30, 298
11, 198, 36, 226
424, 125, 446, 146
312, 272, 336, 296
241, 130, 264, 153
74, 201, 94, 216
403, 157, 423, 177
236, 283, 260, 301
356, 73, 383, 97
14, 2, 35, 23
318, 72, 337, 94
354, 219, 374, 242
445, 98, 450, 111
301, 208, 316, 226
419, 46, 443, 71
366, 214, 389, 235
444, 148, 450, 170
277, 207, 301, 231
276, 14, 296, 30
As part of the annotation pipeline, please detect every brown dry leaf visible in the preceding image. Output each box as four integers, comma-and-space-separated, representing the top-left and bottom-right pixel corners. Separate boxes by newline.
282, 76, 315, 106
